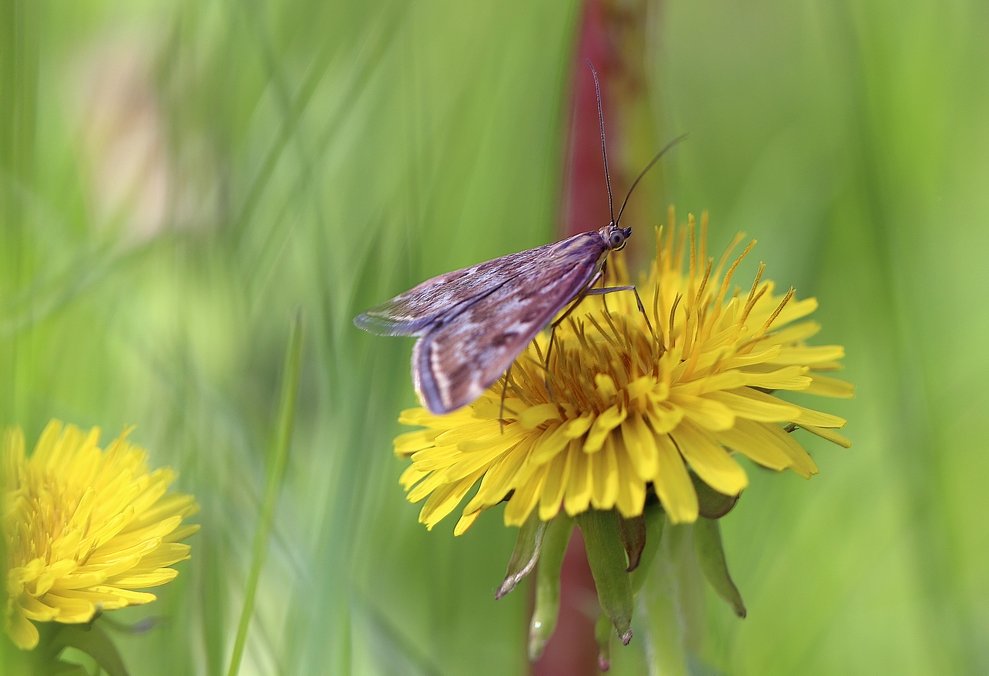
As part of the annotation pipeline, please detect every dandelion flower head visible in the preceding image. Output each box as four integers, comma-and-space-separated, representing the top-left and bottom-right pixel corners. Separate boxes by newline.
4, 420, 199, 649
395, 212, 853, 535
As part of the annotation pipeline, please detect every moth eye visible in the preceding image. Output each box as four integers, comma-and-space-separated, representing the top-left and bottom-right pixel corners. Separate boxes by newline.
610, 232, 624, 248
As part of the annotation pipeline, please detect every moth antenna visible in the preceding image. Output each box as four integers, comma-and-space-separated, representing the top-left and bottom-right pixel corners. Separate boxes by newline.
586, 60, 616, 226
615, 133, 689, 226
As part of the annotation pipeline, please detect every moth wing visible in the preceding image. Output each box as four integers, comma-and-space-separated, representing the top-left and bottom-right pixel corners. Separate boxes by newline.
353, 237, 579, 336
413, 235, 606, 414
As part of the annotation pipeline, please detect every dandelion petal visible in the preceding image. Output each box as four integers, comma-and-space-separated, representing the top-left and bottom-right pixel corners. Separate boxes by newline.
653, 434, 699, 523
673, 421, 748, 496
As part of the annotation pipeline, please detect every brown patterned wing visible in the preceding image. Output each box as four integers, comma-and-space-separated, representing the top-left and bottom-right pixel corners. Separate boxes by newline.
354, 237, 582, 336
413, 234, 607, 414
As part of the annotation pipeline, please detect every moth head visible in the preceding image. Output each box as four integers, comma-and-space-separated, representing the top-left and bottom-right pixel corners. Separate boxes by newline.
601, 223, 632, 251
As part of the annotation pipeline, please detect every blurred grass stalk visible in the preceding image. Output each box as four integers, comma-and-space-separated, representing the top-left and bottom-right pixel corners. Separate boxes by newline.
227, 312, 302, 676
1, 4, 37, 668
1, 0, 37, 418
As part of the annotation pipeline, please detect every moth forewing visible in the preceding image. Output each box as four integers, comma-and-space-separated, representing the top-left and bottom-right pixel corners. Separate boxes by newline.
411, 232, 610, 414
353, 238, 572, 337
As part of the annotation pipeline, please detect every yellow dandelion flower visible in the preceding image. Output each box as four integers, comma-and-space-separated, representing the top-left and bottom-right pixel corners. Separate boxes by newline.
3, 420, 199, 650
395, 212, 853, 535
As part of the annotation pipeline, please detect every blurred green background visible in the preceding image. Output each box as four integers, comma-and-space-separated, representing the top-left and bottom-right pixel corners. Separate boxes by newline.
2, 0, 987, 674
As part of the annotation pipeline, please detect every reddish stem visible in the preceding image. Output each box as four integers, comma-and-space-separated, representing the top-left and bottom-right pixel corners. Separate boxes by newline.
560, 0, 621, 238
534, 1, 624, 674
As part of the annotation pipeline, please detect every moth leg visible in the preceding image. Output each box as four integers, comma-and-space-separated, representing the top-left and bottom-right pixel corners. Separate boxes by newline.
544, 325, 559, 403
542, 270, 604, 400
586, 285, 657, 338
499, 362, 514, 434
600, 260, 611, 315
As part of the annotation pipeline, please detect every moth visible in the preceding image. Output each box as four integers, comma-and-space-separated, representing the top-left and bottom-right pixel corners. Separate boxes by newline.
355, 65, 682, 415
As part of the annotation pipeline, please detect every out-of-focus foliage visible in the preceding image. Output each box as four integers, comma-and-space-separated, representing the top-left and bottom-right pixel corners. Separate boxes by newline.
1, 1, 986, 674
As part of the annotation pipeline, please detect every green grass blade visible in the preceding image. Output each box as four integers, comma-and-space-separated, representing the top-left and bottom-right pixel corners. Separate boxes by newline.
226, 311, 304, 676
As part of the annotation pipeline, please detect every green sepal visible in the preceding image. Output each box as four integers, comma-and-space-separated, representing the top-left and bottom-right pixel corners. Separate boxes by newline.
497, 512, 547, 599
630, 504, 665, 594
528, 515, 573, 661
577, 510, 633, 645
691, 474, 739, 519
594, 612, 613, 672
47, 621, 129, 676
694, 517, 747, 618
618, 514, 646, 572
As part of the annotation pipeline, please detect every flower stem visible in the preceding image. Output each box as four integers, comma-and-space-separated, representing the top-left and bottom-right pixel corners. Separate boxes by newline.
639, 524, 706, 676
